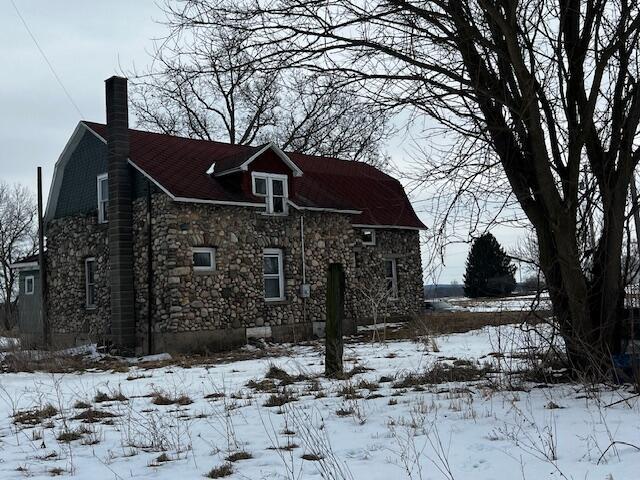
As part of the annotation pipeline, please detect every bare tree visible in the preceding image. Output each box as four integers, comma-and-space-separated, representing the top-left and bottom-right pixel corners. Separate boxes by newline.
130, 23, 391, 166
165, 0, 640, 371
0, 182, 37, 330
355, 279, 393, 342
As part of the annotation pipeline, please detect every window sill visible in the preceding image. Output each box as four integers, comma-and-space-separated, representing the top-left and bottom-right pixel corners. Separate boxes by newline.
85, 306, 97, 311
265, 298, 288, 305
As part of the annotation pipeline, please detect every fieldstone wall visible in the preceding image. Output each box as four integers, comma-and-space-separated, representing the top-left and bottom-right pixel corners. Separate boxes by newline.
351, 229, 424, 322
46, 191, 423, 352
46, 213, 110, 344
132, 194, 357, 351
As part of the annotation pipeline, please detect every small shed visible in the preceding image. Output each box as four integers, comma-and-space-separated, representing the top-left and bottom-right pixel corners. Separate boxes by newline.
10, 254, 44, 344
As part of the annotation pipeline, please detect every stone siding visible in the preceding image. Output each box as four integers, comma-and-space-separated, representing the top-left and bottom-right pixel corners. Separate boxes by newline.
352, 229, 423, 322
46, 213, 110, 345
46, 192, 423, 352
132, 194, 357, 351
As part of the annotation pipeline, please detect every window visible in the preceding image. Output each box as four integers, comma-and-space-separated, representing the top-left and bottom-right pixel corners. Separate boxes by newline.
25, 276, 35, 295
263, 248, 285, 301
252, 172, 288, 215
362, 229, 376, 245
254, 176, 267, 196
97, 173, 108, 223
192, 247, 216, 271
85, 258, 97, 308
384, 258, 398, 299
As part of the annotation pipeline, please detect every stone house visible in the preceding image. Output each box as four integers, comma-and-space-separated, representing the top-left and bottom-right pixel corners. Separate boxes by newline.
18, 77, 425, 354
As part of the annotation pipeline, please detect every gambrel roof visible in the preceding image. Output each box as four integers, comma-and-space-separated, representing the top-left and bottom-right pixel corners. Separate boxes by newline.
50, 121, 426, 230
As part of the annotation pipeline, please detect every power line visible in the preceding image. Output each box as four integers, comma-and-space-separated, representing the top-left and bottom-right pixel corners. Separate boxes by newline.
11, 0, 84, 118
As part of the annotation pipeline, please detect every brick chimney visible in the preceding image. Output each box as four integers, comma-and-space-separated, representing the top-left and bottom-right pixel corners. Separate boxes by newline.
105, 76, 136, 352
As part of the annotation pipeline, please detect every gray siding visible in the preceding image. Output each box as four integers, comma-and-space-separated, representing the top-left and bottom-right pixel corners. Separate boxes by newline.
17, 269, 42, 338
54, 132, 108, 219
53, 130, 148, 220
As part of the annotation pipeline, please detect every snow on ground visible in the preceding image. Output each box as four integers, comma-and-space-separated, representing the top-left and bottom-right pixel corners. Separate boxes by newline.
448, 294, 552, 312
0, 325, 638, 480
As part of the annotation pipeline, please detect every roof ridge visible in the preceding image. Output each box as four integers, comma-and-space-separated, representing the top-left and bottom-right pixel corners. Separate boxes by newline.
81, 121, 255, 150
81, 120, 386, 171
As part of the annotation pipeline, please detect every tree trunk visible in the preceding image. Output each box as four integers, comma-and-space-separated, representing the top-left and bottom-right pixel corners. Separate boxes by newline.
537, 206, 626, 373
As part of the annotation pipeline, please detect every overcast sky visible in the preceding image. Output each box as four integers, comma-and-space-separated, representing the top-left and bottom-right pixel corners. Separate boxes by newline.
1, 0, 525, 284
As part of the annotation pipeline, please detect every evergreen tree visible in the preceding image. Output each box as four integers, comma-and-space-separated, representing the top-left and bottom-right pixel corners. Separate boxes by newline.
463, 233, 516, 298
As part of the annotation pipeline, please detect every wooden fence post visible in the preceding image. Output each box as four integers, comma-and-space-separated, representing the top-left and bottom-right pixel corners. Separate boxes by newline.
325, 263, 344, 377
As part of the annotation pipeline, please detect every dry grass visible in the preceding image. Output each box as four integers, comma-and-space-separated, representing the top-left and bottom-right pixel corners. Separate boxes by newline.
337, 384, 362, 399
265, 364, 309, 385
264, 390, 297, 407
94, 390, 128, 403
336, 407, 354, 416
151, 392, 193, 406
393, 362, 491, 389
204, 392, 225, 400
225, 451, 252, 462
357, 379, 379, 391
13, 404, 57, 425
206, 463, 233, 478
72, 408, 118, 423
56, 429, 84, 443
268, 442, 299, 451
414, 311, 544, 336
155, 453, 171, 463
246, 378, 278, 392
301, 453, 324, 461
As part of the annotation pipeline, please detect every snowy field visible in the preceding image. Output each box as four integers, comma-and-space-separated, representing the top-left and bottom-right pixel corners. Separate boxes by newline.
0, 324, 638, 479
448, 294, 552, 312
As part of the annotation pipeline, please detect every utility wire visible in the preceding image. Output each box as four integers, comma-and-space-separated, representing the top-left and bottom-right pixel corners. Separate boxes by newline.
11, 0, 85, 118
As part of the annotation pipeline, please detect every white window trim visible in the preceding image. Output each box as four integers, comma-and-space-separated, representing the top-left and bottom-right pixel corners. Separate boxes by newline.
24, 275, 35, 295
97, 173, 108, 224
384, 258, 398, 300
263, 248, 285, 301
362, 229, 376, 246
192, 247, 216, 272
252, 172, 289, 215
85, 257, 97, 309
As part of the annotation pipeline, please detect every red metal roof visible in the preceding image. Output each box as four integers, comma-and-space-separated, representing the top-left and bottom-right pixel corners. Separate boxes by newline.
83, 121, 426, 229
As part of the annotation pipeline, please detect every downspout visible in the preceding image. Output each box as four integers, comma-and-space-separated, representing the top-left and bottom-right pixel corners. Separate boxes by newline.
301, 215, 307, 329
301, 215, 306, 285
146, 181, 154, 354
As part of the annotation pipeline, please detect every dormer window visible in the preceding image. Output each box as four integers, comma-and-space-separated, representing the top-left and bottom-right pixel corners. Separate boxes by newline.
252, 172, 288, 215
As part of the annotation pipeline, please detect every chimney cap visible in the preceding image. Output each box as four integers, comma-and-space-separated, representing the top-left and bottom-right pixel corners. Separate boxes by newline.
105, 75, 128, 83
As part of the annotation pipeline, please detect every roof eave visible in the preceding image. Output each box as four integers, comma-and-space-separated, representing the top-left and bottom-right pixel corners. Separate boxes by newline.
10, 261, 39, 271
351, 223, 428, 231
